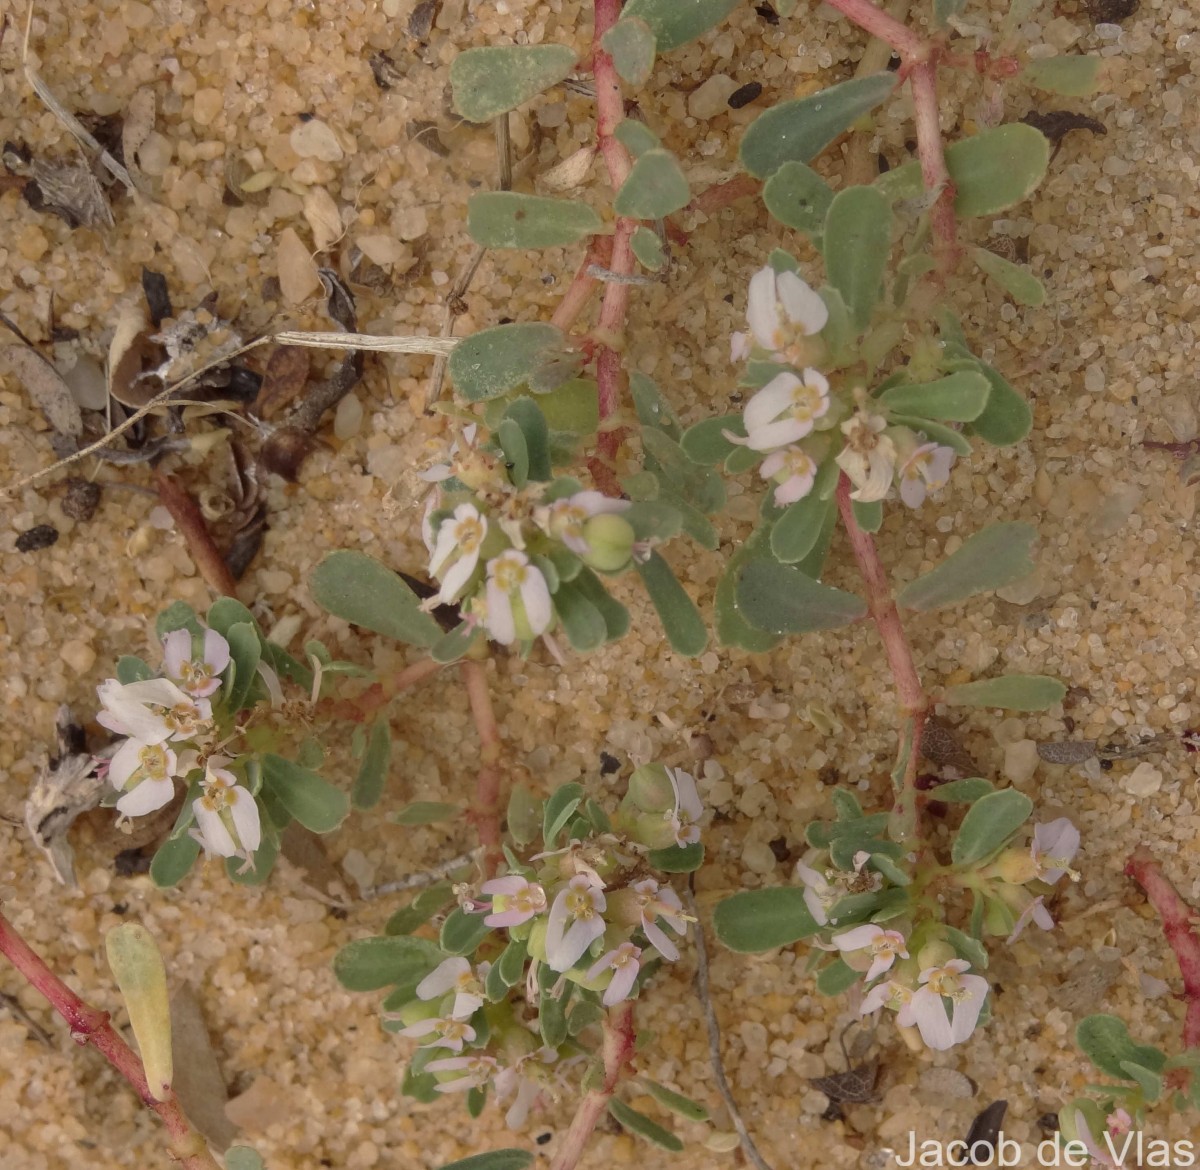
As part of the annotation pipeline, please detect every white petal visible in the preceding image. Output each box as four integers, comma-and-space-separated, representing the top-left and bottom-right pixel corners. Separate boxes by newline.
602, 960, 640, 1006
438, 548, 479, 602
745, 267, 783, 349
572, 491, 629, 517
485, 578, 516, 645
743, 372, 802, 433
910, 987, 955, 1050
551, 916, 604, 972
776, 270, 829, 335
642, 917, 679, 962
116, 776, 176, 817
418, 958, 471, 1001
428, 521, 460, 579
193, 802, 236, 856
518, 569, 553, 637
745, 417, 812, 452
949, 974, 989, 1044
670, 768, 702, 821
730, 331, 751, 362
256, 660, 285, 707
202, 629, 231, 674
161, 629, 191, 678
864, 953, 895, 983
860, 981, 894, 1016
899, 474, 926, 508
108, 738, 146, 789
832, 925, 882, 952
227, 788, 261, 854
773, 472, 815, 507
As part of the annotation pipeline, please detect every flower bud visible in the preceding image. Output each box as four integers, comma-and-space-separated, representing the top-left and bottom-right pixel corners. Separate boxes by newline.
915, 939, 957, 971
581, 514, 636, 573
526, 917, 548, 964
395, 997, 440, 1028
979, 848, 1038, 885
625, 764, 675, 814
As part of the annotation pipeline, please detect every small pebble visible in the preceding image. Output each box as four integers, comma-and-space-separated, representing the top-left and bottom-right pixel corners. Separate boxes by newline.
60, 639, 96, 674
15, 524, 59, 552
289, 118, 344, 163
728, 81, 763, 109
1003, 739, 1040, 787
687, 75, 739, 120
1123, 761, 1162, 797
192, 87, 223, 128
62, 478, 102, 522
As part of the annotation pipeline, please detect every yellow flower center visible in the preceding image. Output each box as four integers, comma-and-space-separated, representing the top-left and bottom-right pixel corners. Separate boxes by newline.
493, 556, 528, 593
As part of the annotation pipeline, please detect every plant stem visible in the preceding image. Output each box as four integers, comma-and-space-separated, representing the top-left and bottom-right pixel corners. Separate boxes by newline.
320, 656, 444, 723
549, 1001, 637, 1170
836, 474, 928, 840
822, 0, 925, 57
0, 909, 219, 1170
153, 470, 239, 597
461, 658, 504, 879
1124, 848, 1200, 1051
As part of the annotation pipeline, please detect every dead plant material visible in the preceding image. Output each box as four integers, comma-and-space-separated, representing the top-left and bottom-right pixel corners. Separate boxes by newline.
919, 716, 980, 776
1020, 110, 1106, 163
121, 89, 157, 176
254, 344, 311, 419
141, 267, 174, 329
106, 297, 157, 407
2, 139, 113, 229
61, 476, 101, 521
218, 440, 268, 580
0, 340, 83, 438
153, 470, 239, 596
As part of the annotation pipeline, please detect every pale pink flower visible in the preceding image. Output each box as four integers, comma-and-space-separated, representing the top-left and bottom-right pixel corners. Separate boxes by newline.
482, 875, 548, 928
396, 1014, 477, 1052
759, 445, 818, 506
897, 441, 956, 508
97, 677, 211, 744
908, 959, 989, 1050
832, 924, 909, 983
735, 265, 829, 363
538, 491, 630, 557
629, 878, 688, 961
666, 767, 702, 847
484, 551, 553, 645
860, 979, 915, 1025
161, 628, 230, 698
1032, 818, 1081, 884
108, 738, 183, 817
1006, 894, 1055, 944
795, 862, 836, 927
426, 1053, 498, 1092
544, 875, 607, 972
835, 411, 897, 503
428, 503, 488, 604
416, 957, 487, 1020
586, 942, 643, 1006
734, 369, 831, 452
190, 756, 261, 865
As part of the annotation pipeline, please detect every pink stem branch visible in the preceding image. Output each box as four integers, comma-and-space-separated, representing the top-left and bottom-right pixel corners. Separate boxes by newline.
461, 658, 504, 879
549, 1001, 637, 1170
822, 0, 925, 58
320, 656, 444, 723
1125, 848, 1200, 1052
0, 910, 219, 1169
908, 57, 961, 278
836, 475, 928, 840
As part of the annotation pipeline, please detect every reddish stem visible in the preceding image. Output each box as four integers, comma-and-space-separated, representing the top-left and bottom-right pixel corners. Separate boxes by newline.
153, 470, 238, 597
461, 658, 504, 879
319, 656, 444, 723
549, 1001, 637, 1170
908, 57, 961, 278
836, 474, 928, 839
552, 236, 614, 334
0, 910, 219, 1169
1125, 848, 1200, 1051
686, 174, 763, 217
822, 0, 925, 57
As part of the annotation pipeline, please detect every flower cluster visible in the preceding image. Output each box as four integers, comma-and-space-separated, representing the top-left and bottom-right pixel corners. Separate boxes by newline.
797, 817, 1079, 1051
728, 264, 958, 509
384, 767, 704, 1127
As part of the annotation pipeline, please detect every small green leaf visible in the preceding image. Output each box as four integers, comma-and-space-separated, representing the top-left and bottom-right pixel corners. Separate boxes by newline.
507, 785, 543, 847
887, 414, 973, 456
681, 415, 744, 464
1120, 1061, 1163, 1102
740, 73, 897, 178
944, 925, 988, 970
1023, 56, 1102, 97
440, 907, 493, 956
947, 124, 1050, 218
614, 149, 691, 219
712, 888, 822, 952
636, 552, 708, 656
438, 1151, 534, 1170
852, 499, 882, 534
965, 358, 1032, 446
771, 486, 836, 564
603, 17, 657, 85
225, 1149, 266, 1170
879, 371, 991, 422
310, 551, 442, 648
824, 185, 892, 332
1075, 1015, 1167, 1081
762, 160, 834, 237
571, 568, 631, 642
393, 801, 460, 826
106, 923, 173, 1100
116, 655, 153, 684
432, 622, 481, 664
647, 843, 704, 873
554, 580, 610, 652
206, 597, 258, 637
972, 247, 1046, 307
353, 719, 391, 810
736, 559, 867, 635
156, 601, 202, 639
223, 623, 262, 713
868, 852, 911, 886
468, 192, 604, 249
620, 0, 739, 51
640, 1080, 710, 1122
567, 999, 605, 1036
449, 322, 569, 402
816, 957, 861, 996
951, 789, 1034, 866
896, 522, 1036, 612
607, 1098, 684, 1152
333, 936, 443, 992
630, 225, 667, 271
943, 674, 1067, 712
451, 45, 577, 122
149, 834, 200, 888
387, 883, 454, 936
614, 118, 661, 157
930, 778, 994, 803
630, 371, 682, 439
261, 754, 349, 833
832, 789, 863, 820
544, 782, 585, 849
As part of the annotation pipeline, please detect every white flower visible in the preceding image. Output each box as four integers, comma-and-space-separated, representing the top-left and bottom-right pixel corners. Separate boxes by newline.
666, 767, 702, 847
759, 446, 818, 507
96, 677, 211, 744
416, 957, 486, 1020
586, 942, 642, 1006
544, 875, 607, 971
426, 1053, 498, 1092
1032, 818, 1081, 884
860, 979, 915, 1024
428, 503, 488, 604
734, 369, 831, 452
190, 756, 261, 865
107, 738, 188, 817
908, 959, 989, 1051
733, 265, 829, 364
629, 878, 688, 961
796, 862, 837, 927
494, 1060, 549, 1129
482, 875, 548, 927
835, 411, 897, 503
538, 491, 631, 557
161, 629, 230, 698
832, 924, 909, 983
484, 550, 553, 645
396, 1014, 477, 1052
1006, 895, 1055, 944
897, 441, 956, 508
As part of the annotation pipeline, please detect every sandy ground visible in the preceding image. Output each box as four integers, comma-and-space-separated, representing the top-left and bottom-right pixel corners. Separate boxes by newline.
2, 0, 1200, 1167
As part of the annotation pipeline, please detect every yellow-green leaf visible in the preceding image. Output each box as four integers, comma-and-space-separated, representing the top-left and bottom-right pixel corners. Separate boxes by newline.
106, 924, 173, 1101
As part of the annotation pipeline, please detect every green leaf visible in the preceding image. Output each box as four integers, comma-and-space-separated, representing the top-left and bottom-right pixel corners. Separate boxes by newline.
1023, 55, 1102, 97
450, 45, 577, 122
930, 778, 994, 803
681, 415, 744, 464
386, 883, 454, 936
539, 984, 570, 1049
571, 568, 631, 642
613, 149, 690, 219
736, 559, 867, 634
449, 322, 569, 402
206, 597, 258, 637
944, 674, 1067, 712
762, 161, 834, 237
712, 888, 822, 952
503, 397, 553, 482
225, 1149, 266, 1170
393, 801, 460, 826
554, 580, 611, 652
972, 247, 1046, 307
223, 623, 262, 713
309, 551, 442, 648
1120, 1061, 1163, 1102
614, 118, 661, 158
823, 185, 892, 332
567, 999, 605, 1037
468, 192, 604, 249
620, 0, 739, 51
333, 936, 443, 991
149, 833, 200, 888
353, 719, 391, 810
947, 124, 1050, 217
944, 925, 988, 970
156, 601, 202, 639
852, 499, 882, 534
544, 782, 585, 848
887, 414, 973, 456
116, 655, 153, 684
879, 371, 991, 422
896, 522, 1036, 612
630, 225, 667, 271
868, 852, 911, 886
640, 1080, 710, 1122
507, 785, 542, 847
832, 789, 863, 820
603, 17, 657, 85
536, 378, 599, 434
440, 907, 493, 956
438, 1151, 534, 1170
225, 826, 279, 887
965, 359, 1032, 446
740, 73, 897, 178
771, 486, 836, 564
630, 371, 682, 439
933, 0, 968, 27
635, 552, 708, 656
1076, 1015, 1167, 1081
647, 843, 704, 873
607, 1098, 684, 1152
816, 957, 861, 996
261, 754, 349, 833
432, 621, 481, 664
951, 789, 1034, 866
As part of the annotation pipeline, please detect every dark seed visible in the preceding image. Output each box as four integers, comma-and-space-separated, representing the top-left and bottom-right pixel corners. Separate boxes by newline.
535, 1132, 553, 1147
62, 478, 101, 522
754, 3, 780, 24
15, 524, 59, 552
964, 1100, 1008, 1165
728, 82, 763, 110
768, 837, 789, 863
599, 751, 620, 776
141, 267, 173, 328
1086, 0, 1138, 23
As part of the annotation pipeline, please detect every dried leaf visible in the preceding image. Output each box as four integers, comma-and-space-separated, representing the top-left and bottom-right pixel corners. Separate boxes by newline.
255, 345, 311, 418
169, 987, 237, 1149
920, 716, 981, 774
0, 344, 83, 436
107, 298, 157, 407
141, 267, 173, 329
303, 188, 343, 253
277, 227, 321, 305
122, 89, 157, 173
1036, 739, 1098, 765
810, 1062, 880, 1104
27, 157, 113, 228
539, 145, 597, 192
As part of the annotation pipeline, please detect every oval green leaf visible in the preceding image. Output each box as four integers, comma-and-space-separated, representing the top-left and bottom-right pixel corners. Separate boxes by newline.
971, 247, 1046, 307
824, 185, 892, 332
393, 800, 460, 826
106, 923, 173, 1100
333, 936, 443, 992
440, 907, 493, 957
451, 45, 577, 122
635, 552, 708, 656
965, 359, 1032, 446
762, 160, 834, 236
261, 754, 349, 833
712, 887, 822, 952
640, 1079, 710, 1122
950, 788, 1034, 866
353, 719, 391, 811
947, 123, 1050, 218
603, 17, 657, 85
879, 371, 992, 422
607, 1098, 684, 1152
736, 559, 867, 634
1023, 56, 1102, 98
309, 551, 442, 648
620, 0, 739, 52
613, 149, 690, 219
771, 487, 835, 565
896, 521, 1036, 612
149, 833, 200, 888
943, 674, 1067, 712
1075, 1015, 1167, 1081
449, 322, 569, 402
468, 192, 604, 249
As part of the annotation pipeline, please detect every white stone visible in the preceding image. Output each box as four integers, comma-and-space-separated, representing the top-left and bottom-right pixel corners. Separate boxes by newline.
1123, 761, 1163, 797
1003, 739, 1040, 787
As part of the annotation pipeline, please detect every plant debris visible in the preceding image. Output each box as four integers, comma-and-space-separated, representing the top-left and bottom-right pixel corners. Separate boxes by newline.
1036, 739, 1098, 765
61, 476, 102, 522
2, 139, 114, 229
1086, 0, 1139, 23
0, 341, 84, 440
919, 716, 980, 775
15, 524, 60, 552
1020, 110, 1106, 163
963, 1100, 1008, 1164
